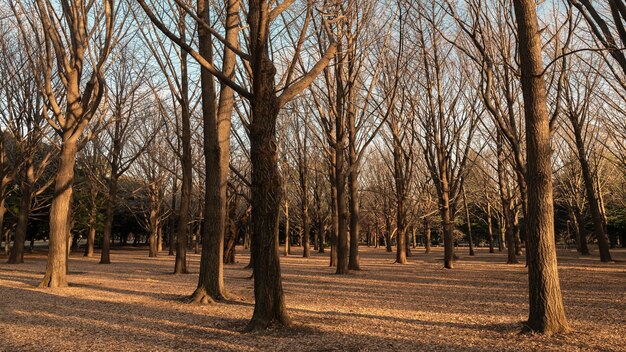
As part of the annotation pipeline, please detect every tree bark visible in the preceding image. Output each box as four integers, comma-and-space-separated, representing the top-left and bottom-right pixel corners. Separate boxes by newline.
487, 200, 495, 253
424, 219, 431, 254
513, 0, 570, 334
84, 187, 97, 257
347, 115, 360, 270
571, 119, 612, 261
462, 184, 475, 256
245, 1, 291, 330
39, 139, 77, 288
574, 208, 590, 255
99, 173, 118, 264
174, 13, 192, 275
168, 175, 177, 256
8, 179, 32, 264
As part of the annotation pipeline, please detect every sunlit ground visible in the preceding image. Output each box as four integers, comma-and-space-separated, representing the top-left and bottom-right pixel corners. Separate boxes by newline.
0, 245, 624, 351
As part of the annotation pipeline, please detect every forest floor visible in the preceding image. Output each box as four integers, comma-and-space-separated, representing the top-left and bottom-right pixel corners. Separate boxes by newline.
0, 245, 624, 352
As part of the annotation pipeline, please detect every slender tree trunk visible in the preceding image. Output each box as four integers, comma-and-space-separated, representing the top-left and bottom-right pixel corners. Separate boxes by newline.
571, 121, 612, 261
174, 20, 192, 274
513, 0, 570, 334
0, 199, 6, 255
100, 173, 118, 264
317, 220, 325, 253
393, 142, 407, 264
487, 201, 495, 253
440, 191, 454, 268
302, 198, 310, 258
149, 186, 158, 258
84, 188, 97, 257
40, 139, 77, 288
8, 181, 32, 264
462, 184, 475, 256
514, 210, 523, 256
406, 230, 412, 257
168, 175, 177, 256
424, 219, 431, 254
284, 199, 290, 256
157, 225, 163, 253
573, 208, 590, 255
330, 160, 338, 266
385, 212, 392, 252
347, 124, 360, 270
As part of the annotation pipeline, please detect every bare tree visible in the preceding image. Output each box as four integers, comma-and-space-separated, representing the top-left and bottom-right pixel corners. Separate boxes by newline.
512, 0, 570, 334
11, 0, 117, 287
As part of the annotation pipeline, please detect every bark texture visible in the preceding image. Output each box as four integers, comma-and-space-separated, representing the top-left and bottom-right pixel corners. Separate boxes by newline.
513, 0, 570, 334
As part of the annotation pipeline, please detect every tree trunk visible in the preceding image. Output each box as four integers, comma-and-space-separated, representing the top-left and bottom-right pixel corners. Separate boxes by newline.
487, 201, 495, 253
406, 230, 413, 257
330, 160, 338, 266
148, 187, 158, 258
284, 199, 290, 257
302, 200, 310, 258
84, 188, 97, 257
424, 219, 431, 254
8, 182, 32, 264
573, 207, 590, 255
440, 192, 454, 269
157, 225, 163, 253
571, 120, 612, 261
347, 123, 360, 270
39, 139, 77, 288
174, 24, 192, 275
462, 184, 475, 256
513, 0, 570, 334
317, 220, 325, 253
0, 199, 6, 255
245, 4, 291, 328
100, 173, 118, 264
168, 175, 177, 256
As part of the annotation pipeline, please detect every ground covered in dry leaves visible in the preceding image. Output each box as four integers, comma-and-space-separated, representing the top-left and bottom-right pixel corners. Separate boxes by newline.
0, 245, 624, 351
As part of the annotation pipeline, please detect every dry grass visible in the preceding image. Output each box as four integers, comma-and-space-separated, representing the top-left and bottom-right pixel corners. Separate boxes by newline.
0, 245, 624, 351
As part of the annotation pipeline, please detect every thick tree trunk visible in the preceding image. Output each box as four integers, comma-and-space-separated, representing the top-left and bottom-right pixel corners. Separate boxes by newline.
245, 4, 291, 328
8, 182, 32, 264
513, 0, 570, 334
246, 91, 290, 330
40, 139, 77, 288
100, 174, 118, 264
